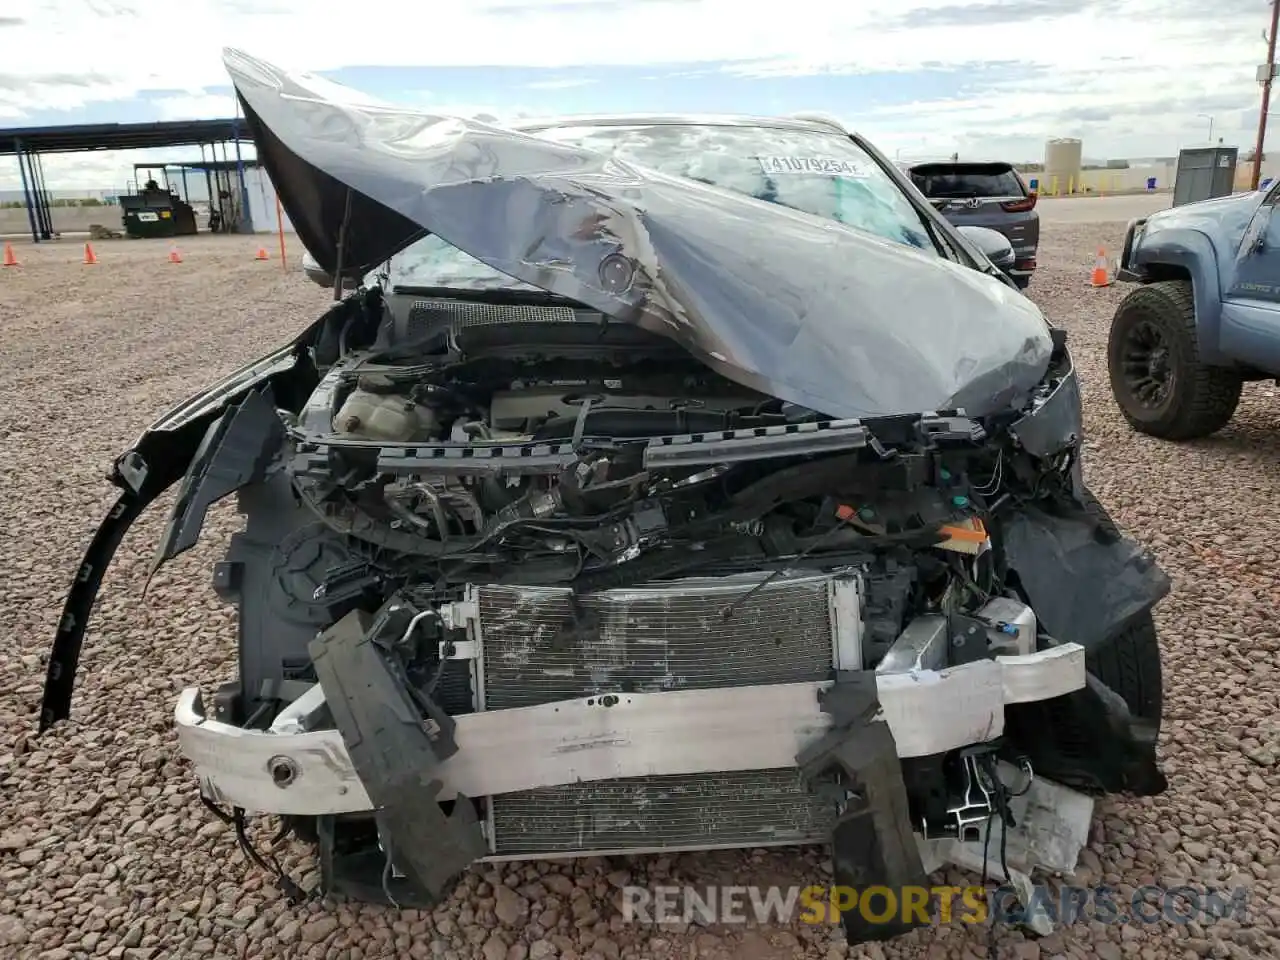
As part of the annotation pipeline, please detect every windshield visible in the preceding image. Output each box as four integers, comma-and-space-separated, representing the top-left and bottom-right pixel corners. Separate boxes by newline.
387, 121, 938, 291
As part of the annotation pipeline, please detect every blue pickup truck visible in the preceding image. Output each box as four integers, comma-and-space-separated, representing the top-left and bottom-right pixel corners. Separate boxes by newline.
1107, 179, 1279, 440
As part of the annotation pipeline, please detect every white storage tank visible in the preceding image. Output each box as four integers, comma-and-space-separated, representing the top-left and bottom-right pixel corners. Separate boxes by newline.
1044, 138, 1083, 194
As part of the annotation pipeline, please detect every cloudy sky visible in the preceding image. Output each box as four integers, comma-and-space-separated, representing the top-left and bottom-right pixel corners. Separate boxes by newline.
1, 0, 1273, 190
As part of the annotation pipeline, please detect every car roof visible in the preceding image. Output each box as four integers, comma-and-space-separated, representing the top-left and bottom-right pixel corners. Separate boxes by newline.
507, 112, 858, 137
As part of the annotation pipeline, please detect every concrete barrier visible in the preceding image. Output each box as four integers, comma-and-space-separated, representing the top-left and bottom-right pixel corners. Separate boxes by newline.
1020, 159, 1280, 198
0, 204, 126, 237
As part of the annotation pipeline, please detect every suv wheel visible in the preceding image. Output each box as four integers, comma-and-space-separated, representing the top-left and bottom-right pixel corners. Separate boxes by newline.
1107, 279, 1241, 440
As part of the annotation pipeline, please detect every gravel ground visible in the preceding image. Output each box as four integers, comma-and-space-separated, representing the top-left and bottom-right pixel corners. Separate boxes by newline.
1, 229, 1278, 960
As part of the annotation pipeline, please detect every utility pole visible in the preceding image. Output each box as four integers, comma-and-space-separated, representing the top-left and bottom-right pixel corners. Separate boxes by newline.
1252, 0, 1279, 190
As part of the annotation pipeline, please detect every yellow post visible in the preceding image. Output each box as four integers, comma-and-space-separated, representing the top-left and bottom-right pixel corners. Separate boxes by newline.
1067, 175, 1074, 195
1051, 175, 1059, 196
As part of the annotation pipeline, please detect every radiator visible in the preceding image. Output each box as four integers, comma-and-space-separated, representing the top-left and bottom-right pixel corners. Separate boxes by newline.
450, 570, 863, 855
489, 769, 836, 856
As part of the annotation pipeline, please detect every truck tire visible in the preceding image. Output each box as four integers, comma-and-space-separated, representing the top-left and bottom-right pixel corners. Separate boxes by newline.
1107, 279, 1241, 440
1079, 489, 1164, 725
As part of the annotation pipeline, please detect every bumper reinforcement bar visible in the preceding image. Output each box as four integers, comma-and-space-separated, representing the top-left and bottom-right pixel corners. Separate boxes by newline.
177, 644, 1086, 817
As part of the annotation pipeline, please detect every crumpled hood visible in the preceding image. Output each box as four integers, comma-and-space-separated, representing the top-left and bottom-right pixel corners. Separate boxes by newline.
224, 48, 1053, 421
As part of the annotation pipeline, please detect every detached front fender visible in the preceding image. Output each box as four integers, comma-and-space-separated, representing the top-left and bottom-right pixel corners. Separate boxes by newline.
37, 294, 366, 733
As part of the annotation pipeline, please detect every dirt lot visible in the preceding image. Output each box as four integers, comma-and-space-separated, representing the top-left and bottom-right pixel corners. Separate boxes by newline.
1, 229, 1278, 960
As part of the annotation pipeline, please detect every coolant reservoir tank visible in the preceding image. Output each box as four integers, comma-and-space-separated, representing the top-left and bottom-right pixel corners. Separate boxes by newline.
333, 379, 439, 442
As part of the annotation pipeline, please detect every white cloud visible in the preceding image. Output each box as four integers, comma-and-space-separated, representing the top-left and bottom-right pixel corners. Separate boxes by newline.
3, 0, 1266, 94
525, 78, 598, 90
149, 92, 240, 121
0, 0, 1273, 187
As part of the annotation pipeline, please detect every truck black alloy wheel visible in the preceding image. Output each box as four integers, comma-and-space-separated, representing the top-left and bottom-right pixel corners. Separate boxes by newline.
1106, 280, 1241, 440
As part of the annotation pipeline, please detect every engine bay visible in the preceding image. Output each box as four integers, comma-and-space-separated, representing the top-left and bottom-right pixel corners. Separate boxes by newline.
280, 290, 1050, 617
132, 287, 1165, 925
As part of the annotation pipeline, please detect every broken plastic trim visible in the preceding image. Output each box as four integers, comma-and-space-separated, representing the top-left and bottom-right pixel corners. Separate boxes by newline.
37, 301, 349, 733
1001, 500, 1170, 654
1008, 334, 1083, 459
151, 388, 287, 575
309, 607, 486, 901
797, 673, 929, 944
286, 411, 988, 483
41, 494, 147, 732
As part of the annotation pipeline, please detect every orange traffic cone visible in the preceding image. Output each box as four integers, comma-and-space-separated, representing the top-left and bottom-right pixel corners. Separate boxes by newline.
168, 243, 183, 264
2, 242, 18, 267
83, 242, 98, 265
1089, 246, 1112, 287
254, 247, 269, 261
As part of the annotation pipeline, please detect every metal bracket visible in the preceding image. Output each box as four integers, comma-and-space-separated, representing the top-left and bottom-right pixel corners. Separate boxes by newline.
439, 598, 479, 631
947, 750, 998, 842
439, 640, 477, 661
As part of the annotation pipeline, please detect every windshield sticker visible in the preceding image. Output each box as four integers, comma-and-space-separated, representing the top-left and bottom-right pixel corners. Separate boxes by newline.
757, 156, 871, 177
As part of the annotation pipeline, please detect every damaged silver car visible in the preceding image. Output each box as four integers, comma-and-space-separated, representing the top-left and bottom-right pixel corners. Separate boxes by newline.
41, 49, 1170, 944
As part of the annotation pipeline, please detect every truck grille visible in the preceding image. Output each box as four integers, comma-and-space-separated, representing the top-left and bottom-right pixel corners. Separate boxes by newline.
467, 571, 861, 855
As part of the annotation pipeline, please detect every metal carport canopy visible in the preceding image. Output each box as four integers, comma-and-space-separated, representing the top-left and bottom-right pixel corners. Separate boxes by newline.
0, 118, 248, 243
0, 118, 243, 155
